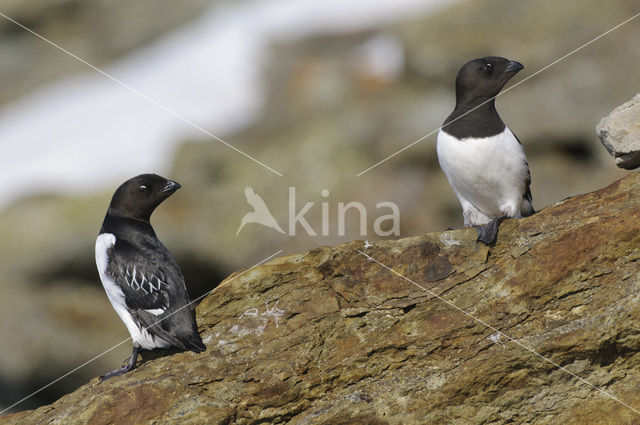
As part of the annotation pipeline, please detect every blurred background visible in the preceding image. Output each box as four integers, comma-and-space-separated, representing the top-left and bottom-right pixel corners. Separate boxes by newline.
0, 0, 638, 414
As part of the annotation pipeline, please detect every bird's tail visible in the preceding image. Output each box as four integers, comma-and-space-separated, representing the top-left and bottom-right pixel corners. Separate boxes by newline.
521, 188, 535, 217
182, 334, 206, 353
167, 324, 206, 353
145, 308, 207, 353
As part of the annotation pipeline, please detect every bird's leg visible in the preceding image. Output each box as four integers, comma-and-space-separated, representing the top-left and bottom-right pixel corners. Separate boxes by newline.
474, 216, 506, 245
99, 344, 141, 382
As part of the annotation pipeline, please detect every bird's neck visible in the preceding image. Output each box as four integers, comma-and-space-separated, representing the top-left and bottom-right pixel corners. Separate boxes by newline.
100, 212, 156, 239
454, 93, 498, 113
442, 97, 505, 139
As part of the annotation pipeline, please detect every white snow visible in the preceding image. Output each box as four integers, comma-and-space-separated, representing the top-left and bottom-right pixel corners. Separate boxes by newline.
0, 0, 458, 209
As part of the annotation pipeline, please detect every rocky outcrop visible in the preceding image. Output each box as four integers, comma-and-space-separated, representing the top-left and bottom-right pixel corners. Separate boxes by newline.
0, 0, 638, 416
3, 171, 640, 425
597, 94, 640, 170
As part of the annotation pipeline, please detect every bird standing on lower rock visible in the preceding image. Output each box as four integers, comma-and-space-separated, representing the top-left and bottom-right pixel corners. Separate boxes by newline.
95, 173, 206, 381
437, 56, 534, 245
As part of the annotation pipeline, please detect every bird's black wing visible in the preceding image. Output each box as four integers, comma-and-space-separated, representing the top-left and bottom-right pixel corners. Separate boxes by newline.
512, 132, 535, 216
105, 237, 205, 352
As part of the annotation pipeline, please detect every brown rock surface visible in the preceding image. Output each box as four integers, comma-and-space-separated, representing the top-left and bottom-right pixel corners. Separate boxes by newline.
3, 172, 640, 424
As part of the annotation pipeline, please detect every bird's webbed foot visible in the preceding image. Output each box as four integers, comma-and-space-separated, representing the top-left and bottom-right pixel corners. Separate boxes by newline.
474, 217, 506, 245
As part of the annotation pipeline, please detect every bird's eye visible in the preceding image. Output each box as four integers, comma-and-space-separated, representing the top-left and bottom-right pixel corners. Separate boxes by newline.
484, 63, 493, 74
139, 185, 147, 193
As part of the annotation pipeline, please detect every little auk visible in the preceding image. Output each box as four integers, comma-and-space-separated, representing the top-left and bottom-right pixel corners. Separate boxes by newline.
95, 173, 205, 381
437, 56, 534, 245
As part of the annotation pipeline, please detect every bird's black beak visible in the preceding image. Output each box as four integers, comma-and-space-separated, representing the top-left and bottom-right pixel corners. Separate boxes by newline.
161, 180, 181, 193
505, 60, 524, 73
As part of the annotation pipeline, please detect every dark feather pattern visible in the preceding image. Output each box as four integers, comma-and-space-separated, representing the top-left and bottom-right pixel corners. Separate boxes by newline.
513, 133, 535, 216
101, 197, 205, 352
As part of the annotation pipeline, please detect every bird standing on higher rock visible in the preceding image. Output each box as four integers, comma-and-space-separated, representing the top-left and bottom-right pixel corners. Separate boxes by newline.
95, 174, 205, 381
437, 56, 534, 245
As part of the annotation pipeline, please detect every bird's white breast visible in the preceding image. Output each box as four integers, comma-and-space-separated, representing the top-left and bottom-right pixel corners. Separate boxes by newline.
437, 128, 530, 224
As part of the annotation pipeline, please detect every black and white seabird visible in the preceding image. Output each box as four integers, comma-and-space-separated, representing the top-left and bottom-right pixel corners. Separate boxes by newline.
95, 174, 205, 381
437, 56, 534, 245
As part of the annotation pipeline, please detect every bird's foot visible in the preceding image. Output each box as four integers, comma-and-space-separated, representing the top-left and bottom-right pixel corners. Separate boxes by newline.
99, 345, 141, 382
99, 364, 134, 382
474, 217, 506, 246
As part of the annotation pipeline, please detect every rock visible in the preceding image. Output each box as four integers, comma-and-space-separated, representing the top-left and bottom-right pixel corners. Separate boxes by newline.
4, 172, 640, 424
596, 94, 640, 169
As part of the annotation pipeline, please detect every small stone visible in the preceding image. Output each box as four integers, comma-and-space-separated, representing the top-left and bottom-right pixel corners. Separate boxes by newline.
596, 93, 640, 169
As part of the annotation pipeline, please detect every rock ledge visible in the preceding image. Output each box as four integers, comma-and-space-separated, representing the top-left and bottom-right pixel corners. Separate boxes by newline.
3, 173, 640, 425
